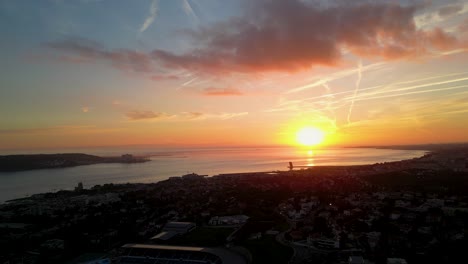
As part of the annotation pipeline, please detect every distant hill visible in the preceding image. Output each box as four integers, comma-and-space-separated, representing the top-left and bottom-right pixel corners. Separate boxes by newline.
353, 142, 468, 151
0, 153, 149, 172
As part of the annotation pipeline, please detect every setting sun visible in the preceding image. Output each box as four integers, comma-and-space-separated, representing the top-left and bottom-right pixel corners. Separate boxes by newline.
296, 127, 325, 146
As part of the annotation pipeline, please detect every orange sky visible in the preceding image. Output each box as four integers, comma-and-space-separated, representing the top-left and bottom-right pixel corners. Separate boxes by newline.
1, 0, 468, 151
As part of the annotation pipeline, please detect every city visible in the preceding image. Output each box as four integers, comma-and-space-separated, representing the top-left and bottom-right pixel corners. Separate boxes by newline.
2, 0, 468, 263
1, 147, 467, 263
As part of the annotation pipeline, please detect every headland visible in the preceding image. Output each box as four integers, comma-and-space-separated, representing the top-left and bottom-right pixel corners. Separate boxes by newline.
0, 153, 149, 172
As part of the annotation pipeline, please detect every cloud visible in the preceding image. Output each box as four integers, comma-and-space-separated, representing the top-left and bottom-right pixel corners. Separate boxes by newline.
182, 112, 204, 120
58, 55, 93, 64
140, 0, 159, 33
183, 111, 248, 120
438, 4, 463, 17
210, 112, 248, 120
181, 0, 199, 23
151, 0, 465, 73
45, 0, 468, 77
150, 74, 180, 81
125, 110, 172, 120
0, 125, 95, 135
460, 18, 468, 32
201, 87, 243, 96
126, 110, 248, 121
47, 38, 153, 73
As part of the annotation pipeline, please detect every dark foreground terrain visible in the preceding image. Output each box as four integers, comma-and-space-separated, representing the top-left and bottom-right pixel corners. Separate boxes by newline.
0, 153, 149, 172
0, 147, 467, 263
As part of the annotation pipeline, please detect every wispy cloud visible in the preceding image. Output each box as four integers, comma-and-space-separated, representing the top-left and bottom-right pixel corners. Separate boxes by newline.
347, 59, 363, 124
201, 87, 243, 96
182, 77, 198, 86
125, 110, 172, 121
344, 74, 468, 102
46, 1, 468, 77
181, 0, 199, 24
267, 70, 468, 135
150, 74, 180, 81
139, 0, 159, 34
181, 111, 248, 120
47, 38, 153, 73
0, 125, 102, 135
285, 62, 386, 94
126, 110, 248, 121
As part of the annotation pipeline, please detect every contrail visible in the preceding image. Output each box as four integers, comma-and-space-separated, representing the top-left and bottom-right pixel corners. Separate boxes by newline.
288, 72, 468, 105
182, 0, 199, 24
182, 77, 198, 86
347, 59, 363, 124
349, 84, 468, 102
345, 75, 468, 101
139, 0, 158, 33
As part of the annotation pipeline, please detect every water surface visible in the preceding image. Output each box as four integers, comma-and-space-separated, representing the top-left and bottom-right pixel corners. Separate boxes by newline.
0, 147, 427, 203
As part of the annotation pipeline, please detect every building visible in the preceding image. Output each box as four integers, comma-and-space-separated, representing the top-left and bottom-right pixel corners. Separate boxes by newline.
117, 244, 247, 264
151, 221, 196, 241
209, 215, 249, 226
74, 182, 84, 192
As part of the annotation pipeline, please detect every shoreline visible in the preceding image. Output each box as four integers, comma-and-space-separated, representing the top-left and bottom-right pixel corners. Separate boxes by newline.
2, 149, 436, 204
0, 153, 150, 172
2, 150, 467, 264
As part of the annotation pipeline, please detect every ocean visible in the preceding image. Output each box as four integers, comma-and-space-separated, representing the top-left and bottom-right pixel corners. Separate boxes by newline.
0, 147, 427, 203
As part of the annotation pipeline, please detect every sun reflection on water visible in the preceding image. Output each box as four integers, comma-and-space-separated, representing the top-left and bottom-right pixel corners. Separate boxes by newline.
307, 149, 315, 167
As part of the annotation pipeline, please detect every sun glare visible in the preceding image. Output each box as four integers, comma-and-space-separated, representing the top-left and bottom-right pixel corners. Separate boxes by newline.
296, 127, 325, 147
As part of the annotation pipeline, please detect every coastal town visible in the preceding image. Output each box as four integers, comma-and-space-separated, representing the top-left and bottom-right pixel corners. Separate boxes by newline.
0, 148, 467, 264
3, 0, 468, 263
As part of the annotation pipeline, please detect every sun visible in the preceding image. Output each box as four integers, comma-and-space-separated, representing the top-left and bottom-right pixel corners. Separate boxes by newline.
296, 127, 325, 147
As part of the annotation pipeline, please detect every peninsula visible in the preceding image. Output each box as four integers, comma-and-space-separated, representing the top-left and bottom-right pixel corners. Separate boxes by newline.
0, 153, 149, 172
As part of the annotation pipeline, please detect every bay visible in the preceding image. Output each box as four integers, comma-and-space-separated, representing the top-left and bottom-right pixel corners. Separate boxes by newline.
0, 147, 427, 203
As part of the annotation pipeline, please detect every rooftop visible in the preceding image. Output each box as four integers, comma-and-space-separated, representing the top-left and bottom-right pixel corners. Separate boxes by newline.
120, 244, 246, 264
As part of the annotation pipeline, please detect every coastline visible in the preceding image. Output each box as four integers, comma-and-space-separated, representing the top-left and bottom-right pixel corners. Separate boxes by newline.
8, 142, 468, 204
2, 148, 435, 204
0, 153, 149, 172
2, 148, 466, 264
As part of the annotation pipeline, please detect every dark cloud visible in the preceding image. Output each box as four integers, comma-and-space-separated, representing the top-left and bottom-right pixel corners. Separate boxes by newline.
46, 0, 466, 76
459, 18, 468, 32
125, 110, 171, 120
201, 87, 243, 96
151, 0, 463, 73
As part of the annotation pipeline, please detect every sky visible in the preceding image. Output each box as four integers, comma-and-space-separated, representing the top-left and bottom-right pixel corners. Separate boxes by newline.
1, 0, 468, 150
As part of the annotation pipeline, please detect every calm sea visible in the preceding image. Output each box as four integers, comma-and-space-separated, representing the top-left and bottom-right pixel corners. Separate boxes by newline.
0, 147, 427, 203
